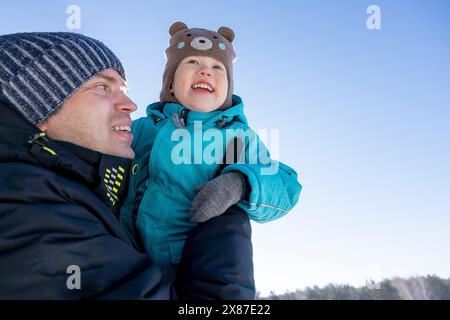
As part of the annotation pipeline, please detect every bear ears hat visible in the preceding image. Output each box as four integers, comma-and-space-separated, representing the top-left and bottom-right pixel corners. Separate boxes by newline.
160, 21, 237, 109
169, 21, 235, 42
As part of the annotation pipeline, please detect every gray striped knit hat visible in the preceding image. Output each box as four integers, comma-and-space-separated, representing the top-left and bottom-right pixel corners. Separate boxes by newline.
0, 32, 125, 125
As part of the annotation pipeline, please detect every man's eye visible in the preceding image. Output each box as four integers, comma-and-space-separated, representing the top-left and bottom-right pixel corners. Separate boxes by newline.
96, 84, 110, 92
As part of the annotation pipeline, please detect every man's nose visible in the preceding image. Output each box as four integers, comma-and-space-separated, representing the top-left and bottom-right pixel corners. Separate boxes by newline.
116, 94, 137, 113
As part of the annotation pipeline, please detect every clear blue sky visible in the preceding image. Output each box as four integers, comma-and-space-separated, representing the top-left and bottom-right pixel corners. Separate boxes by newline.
2, 0, 449, 296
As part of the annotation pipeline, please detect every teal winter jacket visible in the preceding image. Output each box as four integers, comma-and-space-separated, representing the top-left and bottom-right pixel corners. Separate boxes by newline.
120, 95, 302, 274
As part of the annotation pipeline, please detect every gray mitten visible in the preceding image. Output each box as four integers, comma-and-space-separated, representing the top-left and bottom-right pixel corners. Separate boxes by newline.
190, 171, 247, 223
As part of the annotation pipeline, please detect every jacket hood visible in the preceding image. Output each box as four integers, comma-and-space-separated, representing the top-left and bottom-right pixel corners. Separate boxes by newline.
146, 95, 248, 128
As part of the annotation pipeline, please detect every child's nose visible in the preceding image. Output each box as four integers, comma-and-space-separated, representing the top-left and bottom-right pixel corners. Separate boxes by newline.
199, 67, 212, 77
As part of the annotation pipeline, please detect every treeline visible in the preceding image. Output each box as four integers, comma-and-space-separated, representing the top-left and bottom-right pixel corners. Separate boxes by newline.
258, 275, 450, 300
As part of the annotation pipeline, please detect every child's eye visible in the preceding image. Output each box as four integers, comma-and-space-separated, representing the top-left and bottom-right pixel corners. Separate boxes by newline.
213, 65, 223, 70
187, 59, 199, 65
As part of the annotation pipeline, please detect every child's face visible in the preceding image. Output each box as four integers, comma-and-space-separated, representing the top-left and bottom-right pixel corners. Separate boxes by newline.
171, 56, 228, 112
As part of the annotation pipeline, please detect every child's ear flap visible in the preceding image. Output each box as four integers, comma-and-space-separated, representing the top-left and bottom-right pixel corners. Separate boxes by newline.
169, 21, 189, 36
217, 27, 235, 43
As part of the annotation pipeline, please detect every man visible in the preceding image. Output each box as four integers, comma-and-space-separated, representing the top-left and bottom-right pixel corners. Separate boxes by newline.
0, 32, 254, 299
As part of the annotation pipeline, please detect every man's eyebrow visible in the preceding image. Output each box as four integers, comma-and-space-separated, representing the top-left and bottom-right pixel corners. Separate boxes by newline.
94, 75, 117, 83
91, 74, 124, 86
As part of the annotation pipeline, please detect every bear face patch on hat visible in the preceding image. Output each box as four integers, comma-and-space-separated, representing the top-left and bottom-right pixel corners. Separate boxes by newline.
160, 21, 236, 109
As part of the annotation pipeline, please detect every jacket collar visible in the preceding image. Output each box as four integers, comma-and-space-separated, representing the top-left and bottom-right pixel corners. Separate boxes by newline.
146, 94, 249, 128
0, 101, 131, 215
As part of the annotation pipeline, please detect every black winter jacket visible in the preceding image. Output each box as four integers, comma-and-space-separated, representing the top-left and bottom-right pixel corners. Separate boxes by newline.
0, 101, 255, 299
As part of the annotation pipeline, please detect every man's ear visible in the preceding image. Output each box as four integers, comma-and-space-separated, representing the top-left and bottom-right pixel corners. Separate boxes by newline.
37, 121, 48, 132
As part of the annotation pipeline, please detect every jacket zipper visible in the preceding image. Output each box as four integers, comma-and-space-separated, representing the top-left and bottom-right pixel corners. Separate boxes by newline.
133, 118, 172, 230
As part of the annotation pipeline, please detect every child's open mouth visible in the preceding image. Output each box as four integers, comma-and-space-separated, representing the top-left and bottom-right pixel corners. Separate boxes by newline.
191, 82, 214, 93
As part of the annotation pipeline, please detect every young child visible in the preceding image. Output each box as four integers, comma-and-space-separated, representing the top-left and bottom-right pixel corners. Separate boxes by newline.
120, 22, 302, 281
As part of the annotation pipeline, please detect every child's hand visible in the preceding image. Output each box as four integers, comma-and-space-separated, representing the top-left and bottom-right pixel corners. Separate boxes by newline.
190, 171, 247, 223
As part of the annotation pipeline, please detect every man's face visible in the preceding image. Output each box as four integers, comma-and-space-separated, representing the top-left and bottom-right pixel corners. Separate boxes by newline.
172, 56, 228, 112
38, 69, 137, 159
